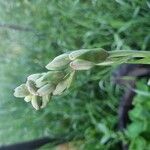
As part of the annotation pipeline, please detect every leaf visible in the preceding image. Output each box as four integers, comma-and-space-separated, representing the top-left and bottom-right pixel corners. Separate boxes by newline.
129, 137, 147, 150
126, 122, 144, 139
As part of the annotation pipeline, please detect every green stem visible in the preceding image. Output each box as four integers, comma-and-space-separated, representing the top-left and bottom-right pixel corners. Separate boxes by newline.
109, 50, 150, 58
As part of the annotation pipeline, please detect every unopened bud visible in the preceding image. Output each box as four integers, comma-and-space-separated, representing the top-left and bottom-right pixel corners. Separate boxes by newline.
31, 96, 41, 110
70, 59, 95, 70
24, 95, 32, 102
46, 53, 71, 70
37, 84, 55, 96
14, 84, 30, 98
53, 71, 75, 95
26, 80, 38, 95
69, 49, 90, 60
41, 95, 51, 109
27, 73, 43, 81
42, 71, 65, 83
35, 76, 47, 88
69, 49, 109, 64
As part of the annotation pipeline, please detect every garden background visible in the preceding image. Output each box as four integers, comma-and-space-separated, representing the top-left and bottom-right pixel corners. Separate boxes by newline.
0, 0, 149, 149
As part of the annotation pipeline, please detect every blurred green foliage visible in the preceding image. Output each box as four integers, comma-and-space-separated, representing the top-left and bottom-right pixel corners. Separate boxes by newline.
126, 81, 150, 150
0, 0, 149, 149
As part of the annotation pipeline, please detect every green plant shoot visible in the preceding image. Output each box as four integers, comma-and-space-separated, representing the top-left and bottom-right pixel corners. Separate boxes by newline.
14, 48, 150, 110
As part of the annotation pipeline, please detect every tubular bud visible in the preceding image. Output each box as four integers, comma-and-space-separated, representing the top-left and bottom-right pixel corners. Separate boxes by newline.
24, 95, 32, 102
69, 48, 109, 64
31, 96, 40, 110
53, 71, 75, 95
69, 49, 90, 60
14, 84, 30, 98
37, 84, 55, 96
26, 80, 38, 95
53, 80, 67, 95
70, 59, 95, 70
42, 71, 65, 83
27, 73, 43, 81
46, 53, 70, 70
76, 49, 109, 63
41, 95, 50, 108
35, 76, 47, 88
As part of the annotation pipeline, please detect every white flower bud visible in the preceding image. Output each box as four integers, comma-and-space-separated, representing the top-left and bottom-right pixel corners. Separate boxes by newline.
27, 73, 43, 81
69, 49, 109, 64
35, 76, 47, 88
70, 59, 95, 70
53, 71, 75, 95
37, 84, 55, 96
46, 53, 71, 70
41, 95, 51, 109
31, 96, 40, 110
26, 80, 38, 95
14, 84, 30, 98
24, 95, 32, 102
42, 71, 65, 83
69, 49, 90, 60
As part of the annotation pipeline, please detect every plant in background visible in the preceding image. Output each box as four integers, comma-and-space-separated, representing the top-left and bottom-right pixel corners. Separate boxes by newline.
14, 48, 150, 110
125, 81, 150, 150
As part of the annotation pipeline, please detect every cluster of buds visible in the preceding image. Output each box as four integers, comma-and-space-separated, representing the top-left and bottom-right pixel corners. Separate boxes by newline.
14, 71, 75, 110
14, 48, 109, 110
14, 48, 150, 110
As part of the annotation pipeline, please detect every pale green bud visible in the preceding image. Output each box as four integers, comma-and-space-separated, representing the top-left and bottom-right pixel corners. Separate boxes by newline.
69, 49, 90, 60
31, 96, 40, 110
26, 80, 38, 95
27, 73, 43, 81
70, 59, 95, 70
37, 84, 55, 96
66, 71, 75, 89
46, 53, 71, 70
53, 71, 75, 95
69, 49, 109, 63
35, 71, 65, 88
42, 71, 65, 83
35, 76, 47, 88
41, 95, 51, 109
24, 95, 32, 102
14, 84, 30, 98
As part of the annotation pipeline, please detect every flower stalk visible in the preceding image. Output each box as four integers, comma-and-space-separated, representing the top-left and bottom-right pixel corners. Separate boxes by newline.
14, 48, 150, 110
